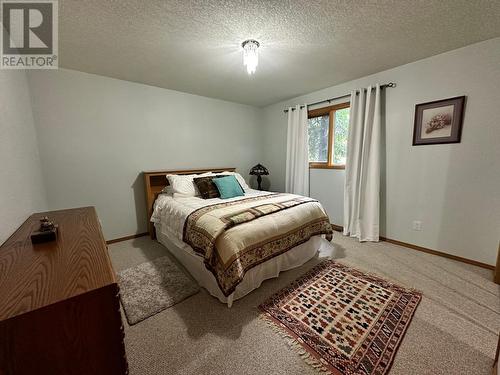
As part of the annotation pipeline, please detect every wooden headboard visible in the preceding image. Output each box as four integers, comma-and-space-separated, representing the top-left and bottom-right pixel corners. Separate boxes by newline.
143, 168, 236, 239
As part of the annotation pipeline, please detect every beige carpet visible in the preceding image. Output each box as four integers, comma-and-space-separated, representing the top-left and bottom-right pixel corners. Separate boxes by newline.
108, 235, 500, 375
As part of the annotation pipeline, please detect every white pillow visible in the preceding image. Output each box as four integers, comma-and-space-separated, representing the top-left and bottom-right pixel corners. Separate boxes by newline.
166, 172, 212, 196
218, 171, 250, 191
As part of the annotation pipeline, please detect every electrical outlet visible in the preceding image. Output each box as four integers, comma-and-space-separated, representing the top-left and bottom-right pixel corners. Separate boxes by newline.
412, 221, 422, 231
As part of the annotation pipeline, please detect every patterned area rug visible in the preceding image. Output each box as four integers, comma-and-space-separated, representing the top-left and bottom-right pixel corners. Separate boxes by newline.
118, 256, 199, 325
259, 260, 422, 375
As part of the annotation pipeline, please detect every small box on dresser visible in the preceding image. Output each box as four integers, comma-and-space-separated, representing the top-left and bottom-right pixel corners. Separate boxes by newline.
0, 207, 128, 375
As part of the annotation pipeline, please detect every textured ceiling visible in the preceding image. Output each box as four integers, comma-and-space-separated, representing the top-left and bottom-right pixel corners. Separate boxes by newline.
59, 0, 500, 107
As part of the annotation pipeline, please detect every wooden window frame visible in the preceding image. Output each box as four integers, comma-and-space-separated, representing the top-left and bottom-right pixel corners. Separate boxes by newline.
308, 102, 350, 169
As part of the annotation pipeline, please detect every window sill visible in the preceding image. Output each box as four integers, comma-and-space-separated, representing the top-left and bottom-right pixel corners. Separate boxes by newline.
309, 164, 345, 170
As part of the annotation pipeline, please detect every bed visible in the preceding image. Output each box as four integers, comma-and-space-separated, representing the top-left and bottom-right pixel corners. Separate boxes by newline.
144, 168, 333, 307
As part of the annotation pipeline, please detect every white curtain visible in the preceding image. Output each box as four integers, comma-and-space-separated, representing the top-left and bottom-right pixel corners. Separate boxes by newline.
343, 85, 381, 241
285, 105, 309, 196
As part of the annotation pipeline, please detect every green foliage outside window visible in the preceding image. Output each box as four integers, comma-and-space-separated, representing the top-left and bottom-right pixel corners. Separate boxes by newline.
333, 108, 349, 165
308, 107, 350, 166
308, 115, 329, 162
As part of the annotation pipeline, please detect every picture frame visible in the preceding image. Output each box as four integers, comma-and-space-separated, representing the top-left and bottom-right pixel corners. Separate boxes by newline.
412, 96, 466, 146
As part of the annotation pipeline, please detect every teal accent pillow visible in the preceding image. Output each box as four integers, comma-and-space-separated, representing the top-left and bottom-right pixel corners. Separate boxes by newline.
213, 175, 245, 199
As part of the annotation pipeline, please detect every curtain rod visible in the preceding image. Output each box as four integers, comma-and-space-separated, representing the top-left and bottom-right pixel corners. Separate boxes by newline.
283, 82, 396, 113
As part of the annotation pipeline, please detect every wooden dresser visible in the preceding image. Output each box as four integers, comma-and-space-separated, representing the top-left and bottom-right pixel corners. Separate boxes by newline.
0, 207, 128, 375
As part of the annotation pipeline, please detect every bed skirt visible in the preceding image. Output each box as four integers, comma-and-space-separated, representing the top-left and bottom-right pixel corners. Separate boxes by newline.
155, 223, 331, 307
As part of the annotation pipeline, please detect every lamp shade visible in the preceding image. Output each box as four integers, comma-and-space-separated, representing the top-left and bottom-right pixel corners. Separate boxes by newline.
249, 163, 269, 176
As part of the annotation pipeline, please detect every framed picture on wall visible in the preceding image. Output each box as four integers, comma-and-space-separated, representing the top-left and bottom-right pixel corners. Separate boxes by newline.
412, 96, 466, 145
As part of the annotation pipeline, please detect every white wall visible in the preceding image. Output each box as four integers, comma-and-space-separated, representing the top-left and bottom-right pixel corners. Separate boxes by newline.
0, 69, 47, 243
262, 37, 500, 266
28, 69, 263, 240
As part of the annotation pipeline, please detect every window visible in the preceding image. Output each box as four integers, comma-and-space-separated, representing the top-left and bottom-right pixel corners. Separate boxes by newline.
308, 102, 350, 169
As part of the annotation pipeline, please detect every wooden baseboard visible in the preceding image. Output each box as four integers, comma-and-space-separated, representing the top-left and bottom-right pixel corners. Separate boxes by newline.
106, 232, 148, 245
380, 237, 494, 270
330, 223, 495, 271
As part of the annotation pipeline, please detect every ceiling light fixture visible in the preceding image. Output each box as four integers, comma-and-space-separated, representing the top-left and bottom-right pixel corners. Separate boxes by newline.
242, 39, 260, 75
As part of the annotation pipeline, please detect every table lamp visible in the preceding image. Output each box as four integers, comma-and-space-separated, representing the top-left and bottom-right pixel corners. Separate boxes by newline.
249, 164, 269, 190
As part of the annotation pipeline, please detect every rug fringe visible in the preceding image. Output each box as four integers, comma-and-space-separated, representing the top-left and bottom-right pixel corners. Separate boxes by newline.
259, 314, 332, 374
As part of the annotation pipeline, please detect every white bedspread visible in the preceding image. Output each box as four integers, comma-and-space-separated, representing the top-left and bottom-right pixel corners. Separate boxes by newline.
151, 189, 273, 242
